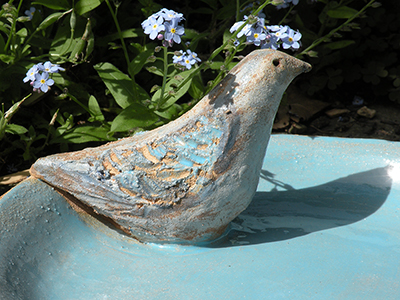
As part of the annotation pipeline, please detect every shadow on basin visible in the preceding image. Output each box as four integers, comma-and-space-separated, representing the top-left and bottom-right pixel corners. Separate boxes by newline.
211, 166, 392, 248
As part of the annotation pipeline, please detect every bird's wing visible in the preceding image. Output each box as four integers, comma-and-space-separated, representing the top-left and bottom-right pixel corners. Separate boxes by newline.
103, 115, 226, 205
56, 113, 235, 215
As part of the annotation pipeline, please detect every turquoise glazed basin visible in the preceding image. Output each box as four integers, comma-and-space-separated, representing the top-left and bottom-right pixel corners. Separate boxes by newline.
1, 134, 399, 299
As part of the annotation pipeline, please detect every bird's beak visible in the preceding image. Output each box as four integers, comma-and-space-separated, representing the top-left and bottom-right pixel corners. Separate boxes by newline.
302, 61, 312, 74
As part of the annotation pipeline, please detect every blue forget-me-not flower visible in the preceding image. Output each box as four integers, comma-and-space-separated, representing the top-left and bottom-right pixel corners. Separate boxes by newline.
172, 50, 185, 64
164, 18, 185, 44
247, 27, 267, 47
23, 61, 64, 93
143, 8, 200, 70
142, 8, 185, 46
172, 50, 202, 70
281, 28, 302, 49
40, 61, 66, 73
33, 72, 54, 93
143, 17, 165, 40
23, 65, 39, 83
186, 50, 201, 63
25, 7, 35, 20
230, 14, 302, 51
160, 9, 184, 21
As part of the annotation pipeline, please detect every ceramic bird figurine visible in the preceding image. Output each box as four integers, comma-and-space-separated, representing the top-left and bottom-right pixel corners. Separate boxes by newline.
30, 49, 311, 243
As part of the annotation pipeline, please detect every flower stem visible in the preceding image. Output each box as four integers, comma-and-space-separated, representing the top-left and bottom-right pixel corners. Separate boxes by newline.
4, 0, 23, 55
236, 0, 240, 22
206, 48, 238, 94
278, 4, 295, 25
55, 84, 91, 114
158, 46, 169, 109
104, 0, 139, 99
104, 0, 130, 67
40, 108, 59, 151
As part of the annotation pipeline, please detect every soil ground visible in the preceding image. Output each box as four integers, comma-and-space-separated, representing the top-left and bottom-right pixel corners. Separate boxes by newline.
273, 86, 400, 142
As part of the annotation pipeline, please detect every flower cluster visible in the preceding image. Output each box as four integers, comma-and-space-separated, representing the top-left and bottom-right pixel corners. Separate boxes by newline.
230, 15, 302, 51
141, 8, 185, 47
142, 9, 201, 70
172, 50, 202, 70
23, 61, 64, 93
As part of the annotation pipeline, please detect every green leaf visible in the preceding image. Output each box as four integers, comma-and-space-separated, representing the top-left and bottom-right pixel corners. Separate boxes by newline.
5, 124, 28, 135
110, 103, 159, 132
129, 46, 155, 77
32, 0, 70, 10
94, 62, 142, 109
16, 28, 27, 38
21, 44, 31, 58
4, 95, 30, 121
324, 40, 355, 50
188, 74, 204, 100
84, 32, 95, 60
37, 12, 64, 31
0, 54, 14, 64
51, 125, 114, 144
68, 38, 86, 61
223, 29, 232, 45
152, 68, 198, 110
75, 0, 104, 15
96, 29, 141, 46
88, 95, 105, 122
326, 6, 359, 19
146, 66, 164, 77
49, 13, 86, 61
154, 104, 181, 120
209, 61, 236, 70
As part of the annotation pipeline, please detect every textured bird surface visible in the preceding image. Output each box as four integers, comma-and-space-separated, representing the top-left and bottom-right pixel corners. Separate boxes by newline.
30, 49, 311, 243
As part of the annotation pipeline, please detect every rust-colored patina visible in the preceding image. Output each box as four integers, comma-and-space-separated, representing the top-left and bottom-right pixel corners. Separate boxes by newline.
30, 49, 311, 243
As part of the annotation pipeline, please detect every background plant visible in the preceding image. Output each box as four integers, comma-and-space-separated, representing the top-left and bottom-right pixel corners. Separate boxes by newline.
0, 0, 387, 179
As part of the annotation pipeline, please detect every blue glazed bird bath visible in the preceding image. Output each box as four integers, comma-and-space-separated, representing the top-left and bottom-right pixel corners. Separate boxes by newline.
1, 134, 400, 299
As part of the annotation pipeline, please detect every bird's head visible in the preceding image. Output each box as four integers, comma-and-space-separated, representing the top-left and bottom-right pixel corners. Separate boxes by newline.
205, 49, 311, 114
229, 49, 311, 110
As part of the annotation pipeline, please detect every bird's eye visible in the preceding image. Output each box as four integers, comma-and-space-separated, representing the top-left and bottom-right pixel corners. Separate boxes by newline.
272, 58, 280, 67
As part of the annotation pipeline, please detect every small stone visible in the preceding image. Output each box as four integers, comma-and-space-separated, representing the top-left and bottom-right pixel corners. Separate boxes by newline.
325, 108, 350, 118
273, 107, 290, 130
357, 106, 376, 119
288, 123, 307, 134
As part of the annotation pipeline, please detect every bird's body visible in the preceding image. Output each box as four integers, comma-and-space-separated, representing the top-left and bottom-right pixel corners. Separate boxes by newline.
30, 49, 311, 243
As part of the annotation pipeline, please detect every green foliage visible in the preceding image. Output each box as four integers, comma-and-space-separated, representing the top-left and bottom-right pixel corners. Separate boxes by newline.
0, 0, 389, 176
295, 1, 400, 105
